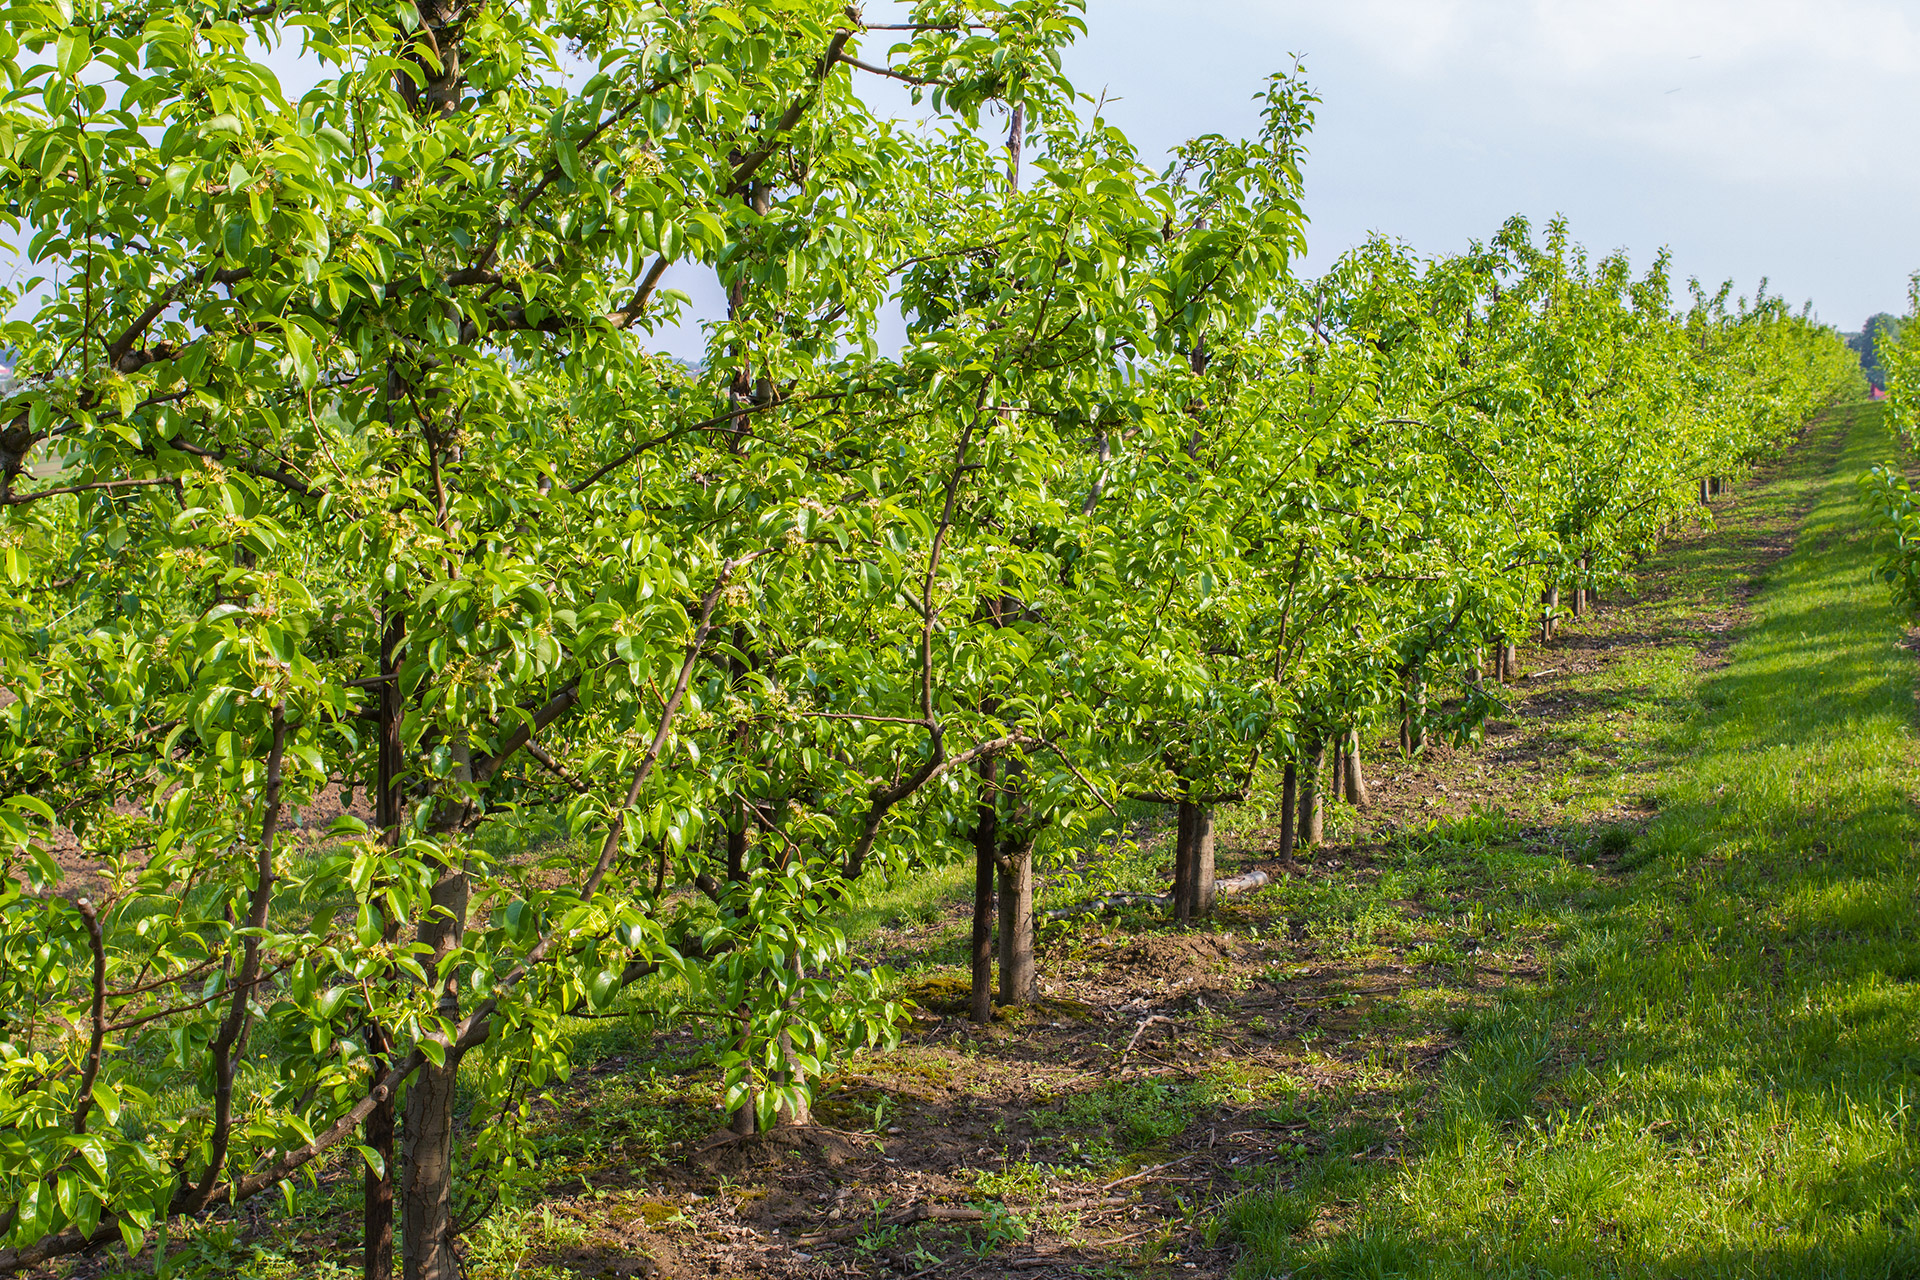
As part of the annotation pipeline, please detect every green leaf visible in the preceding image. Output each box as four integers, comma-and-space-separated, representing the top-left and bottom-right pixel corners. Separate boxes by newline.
89, 1080, 120, 1127
586, 969, 621, 1010
284, 325, 318, 390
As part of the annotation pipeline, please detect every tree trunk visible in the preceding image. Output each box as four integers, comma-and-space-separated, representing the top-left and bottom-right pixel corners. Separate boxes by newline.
1172, 800, 1195, 924
729, 1005, 759, 1135
1572, 558, 1587, 618
1344, 728, 1371, 809
1297, 739, 1324, 846
1175, 800, 1215, 921
363, 1018, 394, 1280
1399, 665, 1427, 756
997, 836, 1035, 1004
772, 964, 810, 1128
401, 1055, 460, 1280
969, 755, 998, 1025
1278, 762, 1297, 864
1699, 476, 1710, 504
365, 612, 403, 1280
1191, 804, 1215, 916
1539, 586, 1558, 644
725, 800, 759, 1135
401, 864, 469, 1280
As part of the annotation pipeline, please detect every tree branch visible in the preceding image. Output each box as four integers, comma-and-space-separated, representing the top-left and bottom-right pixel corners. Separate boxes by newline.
70, 900, 107, 1135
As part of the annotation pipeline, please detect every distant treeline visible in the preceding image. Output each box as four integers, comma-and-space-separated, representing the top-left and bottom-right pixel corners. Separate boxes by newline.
1847, 313, 1906, 388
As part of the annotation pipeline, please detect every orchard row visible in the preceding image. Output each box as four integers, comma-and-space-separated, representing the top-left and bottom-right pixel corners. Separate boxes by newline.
0, 2, 1859, 1277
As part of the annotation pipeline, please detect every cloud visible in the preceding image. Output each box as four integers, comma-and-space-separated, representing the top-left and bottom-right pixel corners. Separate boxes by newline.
1062, 0, 1919, 319
1293, 0, 1920, 185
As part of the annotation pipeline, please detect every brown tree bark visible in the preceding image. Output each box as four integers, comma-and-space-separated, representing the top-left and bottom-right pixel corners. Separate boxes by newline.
1278, 762, 1298, 864
1297, 739, 1324, 846
402, 865, 469, 1280
997, 835, 1036, 1004
362, 1018, 394, 1280
725, 800, 760, 1135
1344, 728, 1371, 809
969, 755, 998, 1025
1171, 800, 1193, 923
1399, 665, 1427, 756
1184, 802, 1215, 917
365, 612, 403, 1280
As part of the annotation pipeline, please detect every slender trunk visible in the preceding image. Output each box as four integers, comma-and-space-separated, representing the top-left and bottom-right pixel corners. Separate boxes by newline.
365, 612, 403, 1280
1572, 558, 1587, 618
1297, 739, 1324, 846
1415, 674, 1428, 753
772, 948, 810, 1126
1539, 586, 1558, 645
1502, 640, 1518, 681
1699, 476, 1710, 505
725, 814, 758, 1134
969, 755, 998, 1025
996, 836, 1035, 1004
401, 865, 469, 1280
401, 1057, 459, 1280
1172, 799, 1195, 924
1344, 728, 1371, 809
362, 1019, 394, 1280
1278, 762, 1298, 864
1400, 665, 1427, 756
729, 1005, 759, 1135
1182, 803, 1215, 918
996, 758, 1034, 1004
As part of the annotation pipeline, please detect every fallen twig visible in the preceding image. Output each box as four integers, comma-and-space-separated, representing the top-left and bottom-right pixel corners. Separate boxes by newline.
1119, 1014, 1173, 1062
1038, 869, 1270, 922
1099, 1150, 1207, 1192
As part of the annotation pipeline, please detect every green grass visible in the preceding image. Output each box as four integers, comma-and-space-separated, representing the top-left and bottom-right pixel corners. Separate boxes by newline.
1226, 403, 1920, 1278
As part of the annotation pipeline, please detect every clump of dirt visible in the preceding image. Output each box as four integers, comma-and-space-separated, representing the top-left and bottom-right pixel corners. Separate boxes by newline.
900, 970, 972, 1015
1104, 932, 1240, 979
688, 1127, 865, 1176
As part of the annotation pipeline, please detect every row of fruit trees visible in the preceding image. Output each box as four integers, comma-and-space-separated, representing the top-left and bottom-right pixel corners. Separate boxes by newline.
0, 1, 1860, 1277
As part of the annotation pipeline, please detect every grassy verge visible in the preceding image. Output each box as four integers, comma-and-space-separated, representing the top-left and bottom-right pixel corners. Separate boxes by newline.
1227, 402, 1920, 1278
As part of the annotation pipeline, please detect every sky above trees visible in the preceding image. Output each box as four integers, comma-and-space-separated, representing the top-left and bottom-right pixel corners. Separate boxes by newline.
1061, 0, 1918, 331
11, 0, 1912, 357
622, 0, 1917, 358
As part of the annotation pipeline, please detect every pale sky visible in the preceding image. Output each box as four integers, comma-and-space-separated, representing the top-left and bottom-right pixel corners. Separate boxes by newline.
654, 0, 1920, 356
1062, 0, 1918, 329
